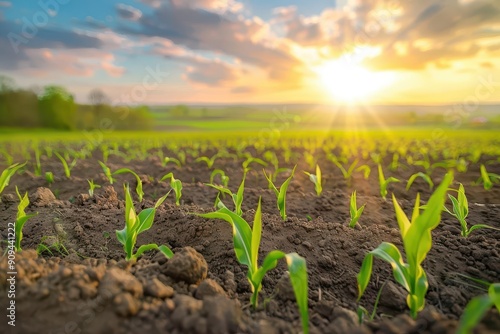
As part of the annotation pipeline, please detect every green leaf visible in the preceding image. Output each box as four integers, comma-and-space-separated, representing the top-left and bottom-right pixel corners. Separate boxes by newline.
285, 252, 309, 334
134, 243, 161, 259
0, 162, 27, 195
263, 169, 279, 197
404, 173, 453, 273
158, 245, 174, 259
277, 166, 296, 220
456, 295, 493, 334
251, 198, 262, 271
392, 194, 411, 239
116, 227, 127, 246
406, 172, 434, 191
198, 209, 253, 270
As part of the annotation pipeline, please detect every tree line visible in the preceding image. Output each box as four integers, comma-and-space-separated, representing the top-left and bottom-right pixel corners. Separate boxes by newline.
0, 76, 153, 131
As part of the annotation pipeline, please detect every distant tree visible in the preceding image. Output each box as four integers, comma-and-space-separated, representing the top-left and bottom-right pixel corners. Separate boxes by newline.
170, 104, 189, 117
88, 88, 110, 106
0, 75, 15, 92
87, 88, 111, 128
38, 85, 77, 130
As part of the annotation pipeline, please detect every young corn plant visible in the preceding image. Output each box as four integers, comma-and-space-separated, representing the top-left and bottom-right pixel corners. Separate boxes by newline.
444, 184, 500, 237
116, 185, 173, 261
160, 172, 183, 206
330, 158, 369, 186
14, 187, 38, 252
45, 172, 54, 186
209, 169, 229, 188
406, 172, 434, 191
87, 179, 101, 197
113, 168, 144, 202
304, 164, 322, 196
264, 166, 296, 221
206, 174, 245, 216
456, 283, 500, 334
357, 173, 453, 319
196, 154, 219, 169
477, 164, 500, 190
198, 198, 309, 334
98, 160, 116, 184
263, 150, 289, 182
0, 162, 26, 198
377, 164, 400, 200
34, 148, 42, 176
54, 152, 76, 179
348, 191, 365, 228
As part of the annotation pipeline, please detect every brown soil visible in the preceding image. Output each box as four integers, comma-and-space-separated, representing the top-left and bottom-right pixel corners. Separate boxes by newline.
0, 153, 499, 334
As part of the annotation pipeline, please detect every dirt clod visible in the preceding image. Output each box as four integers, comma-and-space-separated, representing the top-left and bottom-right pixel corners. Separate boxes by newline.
30, 187, 56, 206
164, 247, 208, 285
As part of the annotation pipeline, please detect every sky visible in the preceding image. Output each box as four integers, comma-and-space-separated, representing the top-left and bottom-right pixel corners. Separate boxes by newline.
0, 0, 499, 105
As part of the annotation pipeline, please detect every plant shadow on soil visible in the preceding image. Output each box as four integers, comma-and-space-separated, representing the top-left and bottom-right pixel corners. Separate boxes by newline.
0, 153, 499, 333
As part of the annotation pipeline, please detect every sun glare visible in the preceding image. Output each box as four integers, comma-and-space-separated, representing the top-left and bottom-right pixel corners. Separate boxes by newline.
314, 57, 394, 103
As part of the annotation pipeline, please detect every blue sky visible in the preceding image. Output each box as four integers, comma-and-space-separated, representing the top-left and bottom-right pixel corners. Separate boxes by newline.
0, 0, 499, 104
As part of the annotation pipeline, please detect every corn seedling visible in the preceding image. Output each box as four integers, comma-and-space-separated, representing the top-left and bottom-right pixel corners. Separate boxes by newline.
207, 173, 245, 216
196, 154, 219, 169
45, 172, 54, 186
1, 149, 14, 165
406, 172, 434, 191
210, 169, 229, 188
304, 164, 322, 196
98, 160, 115, 184
264, 166, 296, 221
456, 283, 499, 334
160, 172, 183, 205
330, 158, 368, 186
477, 164, 500, 190
54, 152, 76, 178
357, 173, 453, 319
87, 179, 101, 197
14, 187, 38, 252
116, 184, 173, 261
349, 191, 365, 228
377, 164, 400, 200
198, 198, 309, 334
444, 184, 500, 237
34, 148, 42, 176
242, 156, 267, 172
113, 168, 144, 202
0, 162, 26, 198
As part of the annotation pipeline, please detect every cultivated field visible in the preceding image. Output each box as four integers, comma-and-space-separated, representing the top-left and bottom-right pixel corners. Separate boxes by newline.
0, 129, 499, 334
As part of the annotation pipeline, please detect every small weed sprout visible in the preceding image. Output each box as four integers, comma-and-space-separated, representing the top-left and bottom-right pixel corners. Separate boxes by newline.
349, 191, 366, 228
444, 184, 500, 237
160, 172, 183, 206
357, 173, 453, 319
406, 172, 434, 191
457, 283, 499, 334
264, 166, 296, 221
377, 164, 400, 200
0, 162, 27, 198
304, 164, 322, 196
87, 179, 101, 197
116, 184, 173, 261
198, 198, 309, 334
14, 186, 38, 252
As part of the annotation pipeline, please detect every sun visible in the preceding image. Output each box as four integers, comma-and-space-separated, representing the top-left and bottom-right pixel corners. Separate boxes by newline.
314, 57, 394, 103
